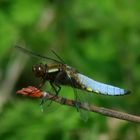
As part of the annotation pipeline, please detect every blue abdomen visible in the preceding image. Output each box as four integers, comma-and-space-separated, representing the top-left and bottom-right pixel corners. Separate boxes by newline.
77, 73, 130, 96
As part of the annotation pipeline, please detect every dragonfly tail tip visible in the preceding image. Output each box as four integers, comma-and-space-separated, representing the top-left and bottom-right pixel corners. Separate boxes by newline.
125, 90, 131, 95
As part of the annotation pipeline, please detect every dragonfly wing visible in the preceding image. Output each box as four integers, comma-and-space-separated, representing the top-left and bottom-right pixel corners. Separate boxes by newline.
74, 90, 90, 121
78, 73, 130, 96
67, 73, 90, 121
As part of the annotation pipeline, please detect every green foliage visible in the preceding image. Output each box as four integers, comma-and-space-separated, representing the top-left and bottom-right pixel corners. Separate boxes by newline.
0, 0, 140, 140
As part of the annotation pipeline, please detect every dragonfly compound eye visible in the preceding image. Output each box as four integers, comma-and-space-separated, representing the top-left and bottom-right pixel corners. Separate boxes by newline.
32, 64, 46, 77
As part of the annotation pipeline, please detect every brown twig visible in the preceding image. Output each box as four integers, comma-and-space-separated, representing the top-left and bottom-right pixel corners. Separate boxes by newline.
16, 86, 140, 123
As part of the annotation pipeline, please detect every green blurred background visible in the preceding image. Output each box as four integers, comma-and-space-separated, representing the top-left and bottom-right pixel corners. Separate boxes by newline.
0, 0, 140, 140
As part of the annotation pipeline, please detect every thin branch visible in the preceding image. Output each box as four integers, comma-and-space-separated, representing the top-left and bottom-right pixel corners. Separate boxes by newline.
16, 86, 140, 123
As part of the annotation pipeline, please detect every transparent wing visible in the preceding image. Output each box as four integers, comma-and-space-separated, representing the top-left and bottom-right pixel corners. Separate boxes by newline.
74, 89, 91, 121
16, 45, 63, 64
78, 73, 130, 96
67, 74, 91, 121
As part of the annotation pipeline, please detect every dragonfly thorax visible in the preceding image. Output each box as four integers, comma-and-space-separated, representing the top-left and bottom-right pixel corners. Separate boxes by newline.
32, 63, 47, 77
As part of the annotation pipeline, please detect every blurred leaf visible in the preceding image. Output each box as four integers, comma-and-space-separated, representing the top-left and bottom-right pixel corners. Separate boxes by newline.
10, 0, 44, 26
0, 11, 16, 61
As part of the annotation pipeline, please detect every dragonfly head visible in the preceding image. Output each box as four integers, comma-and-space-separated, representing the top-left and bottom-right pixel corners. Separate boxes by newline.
32, 63, 47, 77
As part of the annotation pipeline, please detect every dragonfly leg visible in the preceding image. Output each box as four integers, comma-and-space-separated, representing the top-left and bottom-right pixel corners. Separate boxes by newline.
38, 78, 47, 106
50, 82, 61, 96
39, 97, 46, 112
40, 98, 45, 105
55, 84, 61, 95
46, 82, 61, 107
74, 102, 81, 112
38, 78, 46, 89
60, 97, 66, 104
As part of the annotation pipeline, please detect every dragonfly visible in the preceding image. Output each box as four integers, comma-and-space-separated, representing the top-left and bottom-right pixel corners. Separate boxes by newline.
16, 46, 130, 95
16, 46, 130, 118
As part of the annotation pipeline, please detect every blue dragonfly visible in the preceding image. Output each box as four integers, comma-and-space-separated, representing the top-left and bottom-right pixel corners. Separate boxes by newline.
16, 46, 130, 96
16, 46, 130, 116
